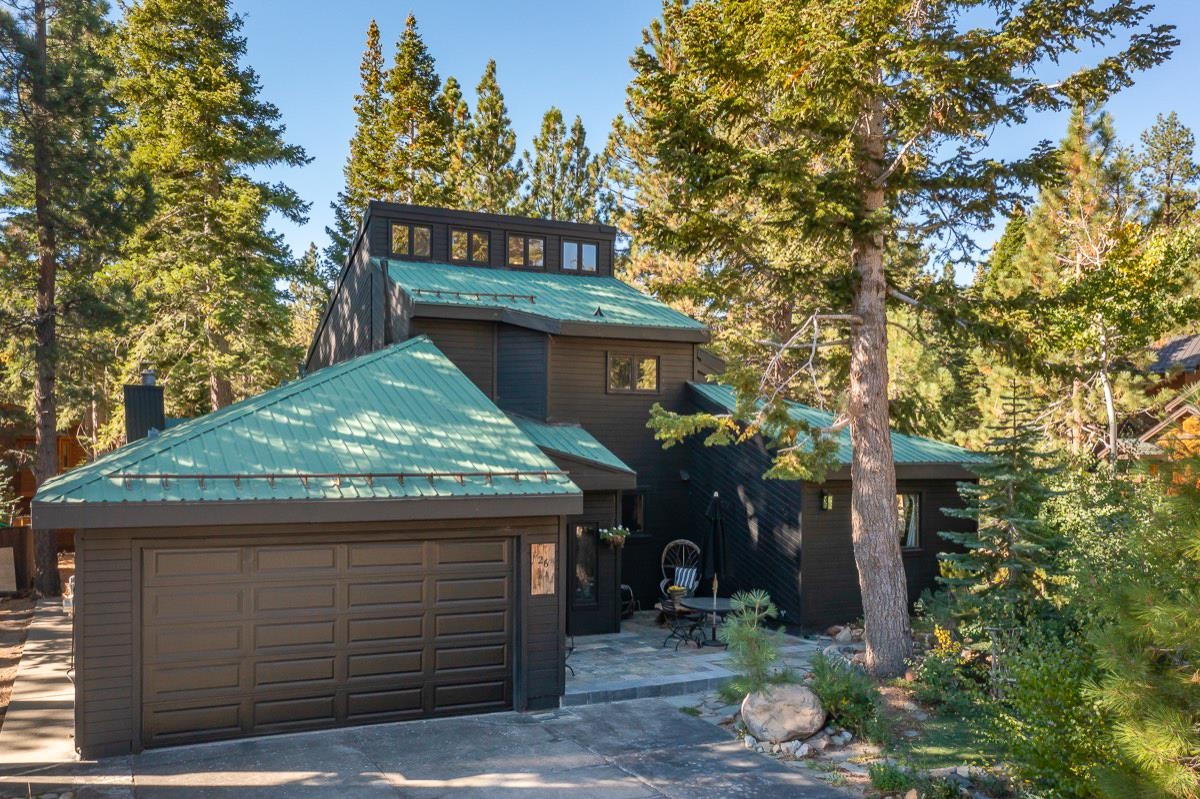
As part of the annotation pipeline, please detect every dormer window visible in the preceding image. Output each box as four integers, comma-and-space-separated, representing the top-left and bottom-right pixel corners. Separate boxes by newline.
562, 240, 598, 272
450, 228, 489, 265
507, 234, 546, 268
390, 223, 432, 259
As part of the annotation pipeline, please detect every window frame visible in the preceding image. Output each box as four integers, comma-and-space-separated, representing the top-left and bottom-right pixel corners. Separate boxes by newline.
562, 239, 600, 273
389, 222, 433, 259
620, 490, 648, 538
506, 233, 546, 269
571, 523, 601, 610
449, 226, 491, 265
606, 352, 660, 395
896, 492, 922, 551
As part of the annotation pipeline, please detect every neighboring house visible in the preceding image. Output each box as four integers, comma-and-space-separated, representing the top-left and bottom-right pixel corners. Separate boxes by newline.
34, 202, 981, 756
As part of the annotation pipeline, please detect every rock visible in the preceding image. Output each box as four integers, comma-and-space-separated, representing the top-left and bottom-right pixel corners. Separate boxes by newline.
913, 710, 930, 722
841, 731, 854, 745
771, 742, 782, 753
834, 626, 854, 643
741, 684, 827, 743
825, 625, 844, 637
744, 734, 758, 749
905, 790, 919, 799
755, 744, 766, 753
809, 734, 829, 751
902, 729, 920, 738
796, 743, 811, 758
824, 725, 838, 736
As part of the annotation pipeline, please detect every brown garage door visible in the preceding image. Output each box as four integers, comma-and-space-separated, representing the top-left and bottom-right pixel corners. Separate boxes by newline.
140, 537, 513, 748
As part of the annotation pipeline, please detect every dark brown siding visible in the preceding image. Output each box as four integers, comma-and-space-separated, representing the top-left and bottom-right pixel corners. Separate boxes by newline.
684, 432, 804, 624
307, 247, 386, 371
496, 325, 548, 419
367, 204, 616, 277
547, 336, 695, 603
74, 516, 563, 757
798, 480, 971, 628
409, 318, 496, 399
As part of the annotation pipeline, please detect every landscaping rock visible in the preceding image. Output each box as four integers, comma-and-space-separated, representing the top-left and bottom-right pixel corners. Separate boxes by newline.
741, 684, 827, 743
809, 734, 829, 751
905, 790, 919, 799
834, 626, 855, 643
744, 734, 758, 749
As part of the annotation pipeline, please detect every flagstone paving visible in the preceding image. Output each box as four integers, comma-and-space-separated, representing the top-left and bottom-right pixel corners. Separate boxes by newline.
564, 611, 827, 705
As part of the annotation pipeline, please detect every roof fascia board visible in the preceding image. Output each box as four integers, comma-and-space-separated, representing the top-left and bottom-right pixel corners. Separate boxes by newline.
541, 451, 638, 491
367, 200, 618, 237
33, 491, 583, 530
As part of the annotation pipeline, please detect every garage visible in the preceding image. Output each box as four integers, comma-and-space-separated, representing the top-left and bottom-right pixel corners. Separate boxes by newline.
33, 338, 582, 756
140, 537, 514, 748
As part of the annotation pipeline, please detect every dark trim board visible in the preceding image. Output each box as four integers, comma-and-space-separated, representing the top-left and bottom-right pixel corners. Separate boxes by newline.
34, 492, 582, 530
407, 301, 711, 343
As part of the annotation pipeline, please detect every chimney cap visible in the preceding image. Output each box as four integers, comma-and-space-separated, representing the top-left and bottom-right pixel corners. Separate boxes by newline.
140, 369, 156, 386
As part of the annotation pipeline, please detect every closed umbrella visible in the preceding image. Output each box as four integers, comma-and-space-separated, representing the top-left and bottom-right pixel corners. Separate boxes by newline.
700, 491, 728, 644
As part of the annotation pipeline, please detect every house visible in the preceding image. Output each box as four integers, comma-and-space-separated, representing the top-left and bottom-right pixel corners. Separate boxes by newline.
34, 203, 981, 756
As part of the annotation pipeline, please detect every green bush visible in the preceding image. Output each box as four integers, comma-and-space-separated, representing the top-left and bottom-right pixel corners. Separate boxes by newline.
990, 628, 1115, 799
868, 762, 916, 792
807, 651, 882, 740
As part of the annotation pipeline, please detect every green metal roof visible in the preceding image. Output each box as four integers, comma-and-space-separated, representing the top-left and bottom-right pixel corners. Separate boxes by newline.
384, 258, 708, 337
508, 414, 634, 474
36, 337, 580, 508
688, 382, 986, 467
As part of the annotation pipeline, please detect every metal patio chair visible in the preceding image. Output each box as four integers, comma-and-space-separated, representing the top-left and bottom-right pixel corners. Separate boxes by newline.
658, 539, 704, 649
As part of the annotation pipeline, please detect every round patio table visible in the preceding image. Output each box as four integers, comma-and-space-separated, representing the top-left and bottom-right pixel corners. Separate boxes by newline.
678, 596, 735, 647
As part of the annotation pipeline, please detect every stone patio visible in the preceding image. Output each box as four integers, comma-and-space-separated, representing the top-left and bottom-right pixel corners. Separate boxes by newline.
564, 611, 826, 706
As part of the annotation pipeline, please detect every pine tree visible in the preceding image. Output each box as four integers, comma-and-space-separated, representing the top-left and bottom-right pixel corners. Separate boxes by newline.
326, 19, 390, 270
288, 243, 330, 354
437, 75, 471, 209
629, 0, 1174, 676
110, 0, 309, 416
523, 108, 599, 222
1138, 111, 1200, 228
382, 14, 448, 205
460, 60, 522, 213
939, 393, 1066, 632
0, 0, 146, 594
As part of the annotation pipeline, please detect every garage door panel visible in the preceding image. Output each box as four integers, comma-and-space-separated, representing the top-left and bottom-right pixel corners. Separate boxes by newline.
148, 625, 243, 659
254, 583, 337, 612
146, 587, 244, 621
142, 537, 515, 748
255, 545, 336, 572
347, 541, 423, 570
348, 615, 424, 644
145, 548, 243, 582
436, 610, 508, 637
347, 650, 423, 678
346, 580, 423, 608
435, 643, 508, 673
254, 619, 337, 650
254, 657, 336, 687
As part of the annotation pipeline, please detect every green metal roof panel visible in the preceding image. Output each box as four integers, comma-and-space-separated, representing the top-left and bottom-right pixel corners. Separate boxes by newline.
36, 337, 580, 507
688, 382, 986, 466
385, 258, 707, 333
508, 414, 635, 474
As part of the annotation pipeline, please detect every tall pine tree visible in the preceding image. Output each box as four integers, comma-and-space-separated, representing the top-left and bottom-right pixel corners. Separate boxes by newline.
437, 75, 472, 209
630, 0, 1173, 675
383, 14, 448, 205
460, 59, 522, 213
1138, 111, 1200, 228
523, 107, 599, 222
0, 0, 145, 594
326, 19, 390, 270
110, 0, 309, 416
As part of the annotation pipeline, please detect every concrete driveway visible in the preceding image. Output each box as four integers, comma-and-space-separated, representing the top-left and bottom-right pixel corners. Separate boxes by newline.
1, 698, 851, 799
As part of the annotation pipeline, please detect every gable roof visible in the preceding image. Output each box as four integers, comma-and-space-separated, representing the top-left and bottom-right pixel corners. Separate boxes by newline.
1150, 332, 1200, 375
385, 258, 709, 342
35, 337, 580, 528
507, 414, 635, 475
688, 382, 986, 469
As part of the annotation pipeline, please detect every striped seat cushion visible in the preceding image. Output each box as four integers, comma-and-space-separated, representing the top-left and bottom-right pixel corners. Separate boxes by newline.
674, 566, 699, 592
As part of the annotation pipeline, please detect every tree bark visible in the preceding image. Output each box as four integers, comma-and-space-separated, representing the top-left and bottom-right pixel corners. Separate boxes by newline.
30, 0, 61, 597
848, 95, 910, 678
206, 325, 234, 411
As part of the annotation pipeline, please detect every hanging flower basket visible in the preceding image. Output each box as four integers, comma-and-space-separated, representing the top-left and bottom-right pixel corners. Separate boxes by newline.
599, 525, 632, 547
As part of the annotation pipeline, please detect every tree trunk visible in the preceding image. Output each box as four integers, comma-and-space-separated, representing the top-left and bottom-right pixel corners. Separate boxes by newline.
1069, 377, 1084, 456
1099, 324, 1118, 463
848, 95, 910, 678
30, 0, 61, 597
206, 325, 234, 411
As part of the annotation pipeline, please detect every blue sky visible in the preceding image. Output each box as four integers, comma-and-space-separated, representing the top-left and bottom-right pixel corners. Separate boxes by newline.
233, 0, 1200, 261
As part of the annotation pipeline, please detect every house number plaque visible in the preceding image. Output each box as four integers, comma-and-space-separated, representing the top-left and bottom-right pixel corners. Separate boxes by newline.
531, 542, 556, 596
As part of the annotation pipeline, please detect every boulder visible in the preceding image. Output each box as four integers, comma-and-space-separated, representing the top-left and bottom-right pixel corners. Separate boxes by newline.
834, 626, 855, 643
740, 684, 827, 743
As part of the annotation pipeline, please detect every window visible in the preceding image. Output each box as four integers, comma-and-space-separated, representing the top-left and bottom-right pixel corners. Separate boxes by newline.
507, 234, 546, 268
450, 228, 489, 264
572, 524, 599, 608
562, 239, 599, 272
620, 491, 645, 535
897, 493, 920, 549
607, 353, 659, 393
389, 223, 432, 258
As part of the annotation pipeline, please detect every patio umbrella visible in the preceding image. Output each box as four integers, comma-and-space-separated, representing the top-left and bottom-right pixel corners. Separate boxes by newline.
701, 491, 727, 601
